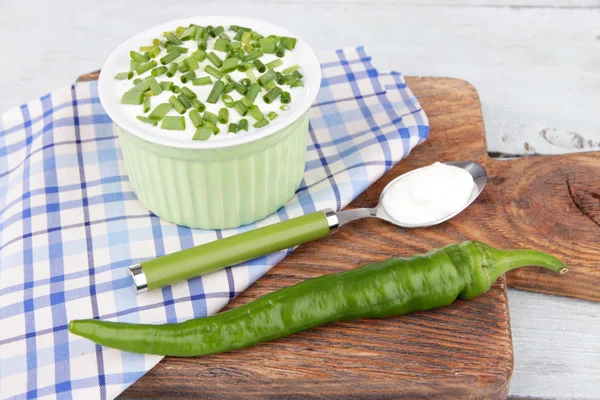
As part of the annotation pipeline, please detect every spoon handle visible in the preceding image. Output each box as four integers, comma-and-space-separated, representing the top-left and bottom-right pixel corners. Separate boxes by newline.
129, 209, 339, 293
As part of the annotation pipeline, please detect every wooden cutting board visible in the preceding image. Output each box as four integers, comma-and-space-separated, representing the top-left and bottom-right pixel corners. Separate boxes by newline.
77, 72, 597, 398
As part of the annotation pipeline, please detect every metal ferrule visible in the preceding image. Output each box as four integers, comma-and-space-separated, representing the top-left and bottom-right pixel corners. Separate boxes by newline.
323, 208, 339, 234
128, 263, 148, 294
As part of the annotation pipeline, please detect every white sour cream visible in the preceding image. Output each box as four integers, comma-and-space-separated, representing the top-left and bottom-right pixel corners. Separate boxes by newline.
381, 162, 475, 225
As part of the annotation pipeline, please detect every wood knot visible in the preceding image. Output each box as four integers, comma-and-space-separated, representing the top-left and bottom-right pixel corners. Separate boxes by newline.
566, 178, 600, 228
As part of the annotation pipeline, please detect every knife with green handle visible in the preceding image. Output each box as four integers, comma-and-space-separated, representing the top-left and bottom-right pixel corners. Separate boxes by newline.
130, 209, 339, 292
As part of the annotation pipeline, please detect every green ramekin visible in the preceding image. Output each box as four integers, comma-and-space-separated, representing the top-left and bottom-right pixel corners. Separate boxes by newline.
98, 17, 321, 229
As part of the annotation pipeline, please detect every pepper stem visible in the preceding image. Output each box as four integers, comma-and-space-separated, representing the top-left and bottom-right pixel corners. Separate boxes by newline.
474, 241, 568, 284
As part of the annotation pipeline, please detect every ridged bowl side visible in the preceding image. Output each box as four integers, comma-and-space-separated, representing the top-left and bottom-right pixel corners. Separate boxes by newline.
116, 113, 309, 229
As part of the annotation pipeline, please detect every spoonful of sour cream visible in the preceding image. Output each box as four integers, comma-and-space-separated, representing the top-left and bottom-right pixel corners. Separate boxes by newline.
381, 162, 478, 226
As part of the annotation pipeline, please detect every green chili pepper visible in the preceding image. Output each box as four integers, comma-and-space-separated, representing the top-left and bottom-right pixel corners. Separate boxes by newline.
68, 241, 566, 356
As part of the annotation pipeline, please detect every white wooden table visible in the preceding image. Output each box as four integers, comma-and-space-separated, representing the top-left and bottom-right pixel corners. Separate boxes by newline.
1, 0, 599, 398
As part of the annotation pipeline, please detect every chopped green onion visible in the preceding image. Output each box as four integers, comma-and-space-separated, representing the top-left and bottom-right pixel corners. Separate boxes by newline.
121, 90, 145, 105
136, 116, 158, 126
151, 66, 167, 77
204, 65, 223, 79
281, 91, 291, 104
280, 104, 290, 111
233, 101, 248, 116
184, 56, 199, 71
258, 38, 277, 54
229, 25, 243, 32
275, 72, 285, 85
179, 63, 189, 73
253, 59, 267, 73
240, 78, 251, 87
148, 47, 161, 58
114, 71, 133, 80
173, 85, 181, 94
206, 80, 225, 104
143, 97, 151, 113
148, 103, 172, 120
241, 31, 252, 44
179, 87, 196, 100
207, 52, 223, 68
160, 50, 180, 65
233, 30, 244, 41
175, 26, 186, 37
180, 71, 196, 83
191, 98, 206, 112
131, 80, 150, 92
267, 111, 278, 121
177, 94, 192, 109
236, 62, 253, 72
153, 38, 160, 46
159, 40, 168, 48
159, 81, 174, 91
293, 70, 303, 79
242, 49, 263, 62
144, 90, 154, 97
132, 78, 142, 85
166, 32, 182, 45
264, 80, 277, 91
140, 45, 154, 52
218, 108, 229, 124
169, 95, 186, 114
221, 57, 239, 73
189, 110, 204, 127
280, 37, 297, 50
227, 41, 242, 51
180, 26, 196, 41
248, 105, 264, 121
145, 76, 163, 95
203, 111, 218, 124
290, 80, 304, 88
198, 37, 208, 51
275, 43, 285, 58
209, 25, 224, 37
161, 116, 185, 130
136, 60, 157, 75
130, 60, 140, 71
166, 62, 178, 77
243, 43, 254, 53
245, 83, 261, 101
194, 26, 206, 41
192, 76, 212, 86
253, 118, 269, 128
245, 69, 257, 82
265, 58, 283, 69
238, 118, 248, 132
232, 81, 248, 95
266, 34, 279, 41
221, 94, 235, 107
240, 96, 254, 108
219, 32, 230, 40
203, 121, 220, 134
193, 127, 212, 140
257, 70, 277, 86
192, 49, 207, 62
166, 45, 188, 54
282, 64, 300, 74
213, 38, 230, 52
228, 123, 238, 133
130, 51, 149, 63
263, 87, 282, 104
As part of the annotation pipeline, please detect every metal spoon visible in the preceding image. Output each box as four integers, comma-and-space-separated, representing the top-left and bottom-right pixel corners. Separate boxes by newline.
129, 161, 488, 293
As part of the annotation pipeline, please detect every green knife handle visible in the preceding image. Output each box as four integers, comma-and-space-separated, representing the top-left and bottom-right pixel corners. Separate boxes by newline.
134, 209, 338, 292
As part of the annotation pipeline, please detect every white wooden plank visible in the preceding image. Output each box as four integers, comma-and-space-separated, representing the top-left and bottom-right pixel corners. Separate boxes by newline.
508, 289, 600, 399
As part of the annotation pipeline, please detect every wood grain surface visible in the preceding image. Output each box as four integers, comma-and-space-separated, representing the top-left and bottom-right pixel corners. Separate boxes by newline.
113, 76, 513, 398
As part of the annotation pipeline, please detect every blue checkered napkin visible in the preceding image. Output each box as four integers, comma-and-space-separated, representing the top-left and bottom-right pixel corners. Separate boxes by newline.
0, 47, 429, 400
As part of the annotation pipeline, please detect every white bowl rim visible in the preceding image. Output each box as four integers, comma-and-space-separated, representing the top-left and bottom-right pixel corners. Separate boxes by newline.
98, 16, 321, 150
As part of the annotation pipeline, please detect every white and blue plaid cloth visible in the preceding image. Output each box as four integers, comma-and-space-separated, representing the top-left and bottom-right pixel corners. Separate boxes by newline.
0, 47, 428, 400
